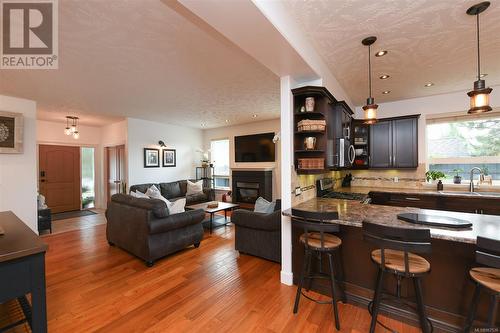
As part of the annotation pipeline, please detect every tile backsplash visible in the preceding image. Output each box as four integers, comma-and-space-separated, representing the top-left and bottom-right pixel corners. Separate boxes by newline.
350, 164, 426, 189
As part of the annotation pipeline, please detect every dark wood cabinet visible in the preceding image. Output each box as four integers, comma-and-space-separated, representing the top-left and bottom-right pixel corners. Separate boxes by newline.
369, 115, 419, 169
327, 101, 354, 169
392, 117, 418, 168
369, 120, 392, 168
369, 191, 500, 216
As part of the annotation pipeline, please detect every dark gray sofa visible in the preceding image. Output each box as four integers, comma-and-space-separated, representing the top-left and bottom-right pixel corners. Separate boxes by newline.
231, 200, 281, 263
130, 179, 215, 205
105, 193, 205, 266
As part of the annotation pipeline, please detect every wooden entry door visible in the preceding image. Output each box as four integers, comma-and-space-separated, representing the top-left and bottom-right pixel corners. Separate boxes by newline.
106, 145, 126, 199
39, 145, 81, 213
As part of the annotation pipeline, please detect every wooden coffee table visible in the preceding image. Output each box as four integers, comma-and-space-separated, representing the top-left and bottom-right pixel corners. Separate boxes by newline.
185, 201, 239, 234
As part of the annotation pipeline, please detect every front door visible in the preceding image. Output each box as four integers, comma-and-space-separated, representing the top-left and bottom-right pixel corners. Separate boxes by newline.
39, 145, 81, 213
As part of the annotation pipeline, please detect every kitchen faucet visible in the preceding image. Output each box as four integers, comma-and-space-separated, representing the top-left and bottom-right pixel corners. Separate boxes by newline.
469, 167, 483, 192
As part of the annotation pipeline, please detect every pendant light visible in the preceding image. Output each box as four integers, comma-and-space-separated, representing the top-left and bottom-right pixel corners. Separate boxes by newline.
64, 116, 71, 135
362, 36, 378, 124
466, 1, 492, 114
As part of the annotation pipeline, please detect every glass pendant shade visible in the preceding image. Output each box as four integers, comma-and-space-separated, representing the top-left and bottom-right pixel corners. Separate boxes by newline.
73, 131, 79, 139
64, 127, 71, 135
363, 98, 378, 124
466, 2, 492, 114
467, 80, 492, 114
71, 124, 77, 133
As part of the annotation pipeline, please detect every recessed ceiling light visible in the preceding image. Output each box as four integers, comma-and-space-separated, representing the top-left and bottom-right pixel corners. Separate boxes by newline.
375, 50, 388, 57
424, 82, 434, 87
480, 73, 488, 78
201, 123, 206, 127
382, 90, 391, 94
379, 74, 390, 80
252, 114, 258, 118
225, 119, 230, 123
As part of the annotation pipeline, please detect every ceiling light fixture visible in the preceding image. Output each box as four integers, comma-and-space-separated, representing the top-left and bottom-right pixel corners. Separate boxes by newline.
252, 114, 258, 118
424, 83, 434, 87
375, 50, 387, 57
64, 116, 80, 139
362, 36, 378, 124
467, 1, 492, 114
379, 74, 390, 80
382, 90, 391, 94
225, 119, 230, 123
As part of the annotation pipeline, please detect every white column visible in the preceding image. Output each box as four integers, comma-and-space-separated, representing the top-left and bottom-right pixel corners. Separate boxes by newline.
280, 76, 294, 285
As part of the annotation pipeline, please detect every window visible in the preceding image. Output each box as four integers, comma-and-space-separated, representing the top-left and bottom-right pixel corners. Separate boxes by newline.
210, 139, 230, 189
81, 147, 95, 208
426, 115, 500, 185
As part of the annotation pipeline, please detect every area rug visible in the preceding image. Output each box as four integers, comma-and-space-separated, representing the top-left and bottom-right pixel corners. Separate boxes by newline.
51, 209, 97, 221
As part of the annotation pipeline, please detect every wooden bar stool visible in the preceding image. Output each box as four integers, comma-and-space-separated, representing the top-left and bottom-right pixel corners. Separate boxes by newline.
362, 221, 432, 333
464, 236, 500, 332
291, 209, 346, 331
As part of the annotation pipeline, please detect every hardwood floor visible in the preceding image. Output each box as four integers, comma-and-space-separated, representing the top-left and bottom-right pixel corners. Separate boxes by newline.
11, 217, 420, 332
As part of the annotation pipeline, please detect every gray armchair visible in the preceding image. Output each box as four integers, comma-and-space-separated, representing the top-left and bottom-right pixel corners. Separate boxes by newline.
232, 200, 281, 263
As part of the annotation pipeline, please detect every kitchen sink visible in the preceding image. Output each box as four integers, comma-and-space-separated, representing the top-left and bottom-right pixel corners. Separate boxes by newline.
475, 192, 500, 197
439, 191, 480, 196
439, 191, 500, 197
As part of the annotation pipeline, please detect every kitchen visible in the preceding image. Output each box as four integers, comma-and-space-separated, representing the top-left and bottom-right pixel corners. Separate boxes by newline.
285, 2, 500, 332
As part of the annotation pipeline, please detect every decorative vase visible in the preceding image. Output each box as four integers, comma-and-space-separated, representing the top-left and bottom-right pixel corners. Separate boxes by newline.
304, 137, 316, 150
437, 180, 444, 191
453, 176, 462, 184
305, 97, 315, 112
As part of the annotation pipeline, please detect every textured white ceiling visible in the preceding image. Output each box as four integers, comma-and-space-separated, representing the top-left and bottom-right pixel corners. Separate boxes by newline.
0, 0, 280, 129
284, 0, 500, 106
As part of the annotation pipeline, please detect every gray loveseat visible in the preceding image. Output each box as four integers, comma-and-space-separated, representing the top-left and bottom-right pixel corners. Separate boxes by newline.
106, 193, 205, 266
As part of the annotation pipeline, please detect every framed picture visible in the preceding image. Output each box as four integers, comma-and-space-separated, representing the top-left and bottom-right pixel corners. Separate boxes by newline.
144, 148, 160, 168
0, 111, 23, 154
163, 149, 176, 167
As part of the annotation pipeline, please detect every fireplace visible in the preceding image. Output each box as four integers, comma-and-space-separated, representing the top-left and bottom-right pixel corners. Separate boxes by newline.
232, 170, 272, 204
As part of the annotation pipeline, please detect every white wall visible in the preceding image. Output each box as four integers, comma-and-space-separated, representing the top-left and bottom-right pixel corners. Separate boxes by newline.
127, 118, 203, 186
0, 95, 38, 232
203, 118, 281, 199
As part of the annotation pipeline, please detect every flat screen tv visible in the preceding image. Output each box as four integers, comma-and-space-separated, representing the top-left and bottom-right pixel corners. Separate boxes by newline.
235, 132, 275, 162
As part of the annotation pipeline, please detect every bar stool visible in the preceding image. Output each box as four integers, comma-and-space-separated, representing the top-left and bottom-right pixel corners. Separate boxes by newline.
464, 236, 500, 332
291, 209, 346, 331
362, 221, 432, 333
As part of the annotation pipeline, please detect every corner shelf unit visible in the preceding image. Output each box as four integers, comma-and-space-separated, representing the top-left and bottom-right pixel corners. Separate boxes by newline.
292, 86, 336, 174
351, 120, 370, 169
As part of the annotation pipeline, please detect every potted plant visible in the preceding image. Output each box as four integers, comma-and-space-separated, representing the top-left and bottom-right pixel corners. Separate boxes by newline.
425, 170, 446, 190
425, 170, 446, 183
452, 169, 463, 184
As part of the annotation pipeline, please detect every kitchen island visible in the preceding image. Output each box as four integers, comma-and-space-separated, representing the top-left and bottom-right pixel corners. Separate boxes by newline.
284, 198, 500, 331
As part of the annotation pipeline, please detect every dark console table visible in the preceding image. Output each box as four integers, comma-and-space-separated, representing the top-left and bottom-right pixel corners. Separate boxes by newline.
0, 211, 48, 333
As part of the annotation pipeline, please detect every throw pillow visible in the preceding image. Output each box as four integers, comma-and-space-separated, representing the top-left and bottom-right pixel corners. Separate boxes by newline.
146, 185, 170, 205
254, 197, 276, 214
167, 198, 186, 215
131, 190, 149, 199
186, 180, 203, 196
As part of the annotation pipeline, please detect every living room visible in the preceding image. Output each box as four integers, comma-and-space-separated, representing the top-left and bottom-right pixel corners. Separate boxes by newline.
1, 0, 500, 332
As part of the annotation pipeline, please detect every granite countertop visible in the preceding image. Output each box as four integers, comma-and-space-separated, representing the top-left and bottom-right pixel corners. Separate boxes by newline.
334, 186, 500, 200
283, 198, 500, 244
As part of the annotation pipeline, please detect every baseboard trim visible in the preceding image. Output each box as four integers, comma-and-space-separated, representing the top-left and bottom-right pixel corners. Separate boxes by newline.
280, 271, 293, 285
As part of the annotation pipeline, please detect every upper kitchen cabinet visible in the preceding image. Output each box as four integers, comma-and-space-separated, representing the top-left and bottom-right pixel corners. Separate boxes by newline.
369, 115, 419, 169
326, 101, 354, 169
